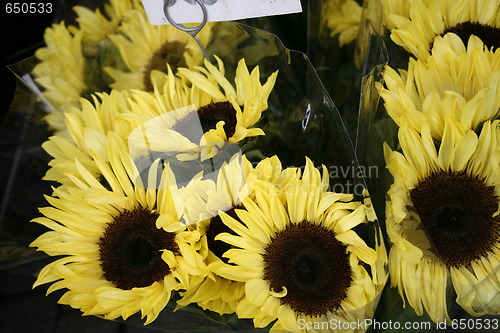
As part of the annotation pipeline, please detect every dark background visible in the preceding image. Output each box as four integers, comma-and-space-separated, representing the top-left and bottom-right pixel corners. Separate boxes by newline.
1, 1, 77, 124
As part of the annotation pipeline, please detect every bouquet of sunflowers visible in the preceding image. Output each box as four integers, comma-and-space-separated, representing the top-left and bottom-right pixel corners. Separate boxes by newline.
315, 0, 500, 329
379, 0, 500, 325
1, 0, 389, 332
3, 0, 499, 331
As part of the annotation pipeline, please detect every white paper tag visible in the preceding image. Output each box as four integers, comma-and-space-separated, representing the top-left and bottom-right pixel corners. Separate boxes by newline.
142, 0, 302, 25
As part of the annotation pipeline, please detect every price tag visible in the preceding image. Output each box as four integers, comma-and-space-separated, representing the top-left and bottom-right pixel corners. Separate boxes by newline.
142, 0, 302, 25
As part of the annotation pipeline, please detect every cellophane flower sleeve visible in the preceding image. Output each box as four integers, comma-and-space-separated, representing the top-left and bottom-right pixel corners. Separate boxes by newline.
352, 0, 500, 330
0, 64, 57, 276
1, 1, 388, 332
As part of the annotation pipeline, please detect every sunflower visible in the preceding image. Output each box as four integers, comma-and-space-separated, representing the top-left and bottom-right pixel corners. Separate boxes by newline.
212, 158, 386, 332
104, 9, 214, 91
32, 1, 139, 134
388, 0, 500, 59
322, 0, 413, 46
125, 56, 278, 162
33, 22, 87, 131
67, 0, 142, 96
379, 0, 412, 31
379, 33, 500, 140
31, 132, 207, 324
251, 155, 303, 203
68, 0, 142, 41
324, 0, 364, 46
42, 90, 134, 188
45, 53, 277, 189
172, 155, 255, 314
384, 118, 500, 321
33, 1, 151, 134
174, 155, 302, 315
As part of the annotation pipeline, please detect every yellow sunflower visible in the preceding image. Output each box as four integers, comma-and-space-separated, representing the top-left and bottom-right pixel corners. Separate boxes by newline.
379, 0, 412, 31
174, 155, 302, 315
324, 0, 364, 46
171, 154, 255, 314
125, 56, 278, 162
45, 53, 277, 189
42, 90, 133, 188
379, 33, 500, 140
213, 158, 386, 332
68, 0, 142, 83
389, 0, 500, 59
384, 118, 500, 321
322, 0, 412, 46
104, 9, 214, 91
31, 132, 207, 324
33, 22, 87, 131
251, 155, 303, 203
32, 1, 151, 134
68, 0, 142, 41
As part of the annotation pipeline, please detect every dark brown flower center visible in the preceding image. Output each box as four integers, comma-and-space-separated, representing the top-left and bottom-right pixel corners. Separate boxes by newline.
172, 102, 238, 142
410, 171, 500, 268
99, 208, 178, 289
143, 41, 188, 91
441, 22, 500, 50
206, 207, 241, 263
263, 221, 352, 317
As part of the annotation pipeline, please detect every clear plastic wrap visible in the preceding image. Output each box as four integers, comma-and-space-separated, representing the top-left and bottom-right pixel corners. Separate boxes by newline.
345, 0, 500, 329
1, 2, 388, 331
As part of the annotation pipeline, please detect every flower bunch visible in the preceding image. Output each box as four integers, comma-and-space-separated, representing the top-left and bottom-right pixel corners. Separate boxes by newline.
376, 0, 500, 323
30, 58, 388, 329
30, 46, 279, 325
32, 0, 213, 134
22, 3, 389, 331
310, 0, 500, 327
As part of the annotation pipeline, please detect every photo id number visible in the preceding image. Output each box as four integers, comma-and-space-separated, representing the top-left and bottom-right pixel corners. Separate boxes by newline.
5, 2, 53, 14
